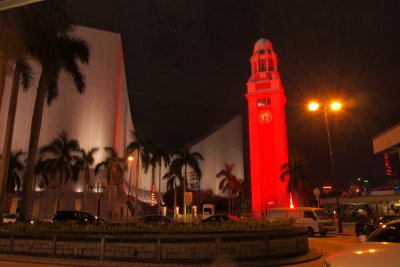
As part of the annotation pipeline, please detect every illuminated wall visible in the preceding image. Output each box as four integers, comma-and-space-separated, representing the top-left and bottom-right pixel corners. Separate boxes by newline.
245, 38, 289, 216
192, 115, 244, 195
0, 26, 134, 218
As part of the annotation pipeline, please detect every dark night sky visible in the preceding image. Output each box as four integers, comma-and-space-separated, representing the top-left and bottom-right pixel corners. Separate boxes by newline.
59, 0, 400, 189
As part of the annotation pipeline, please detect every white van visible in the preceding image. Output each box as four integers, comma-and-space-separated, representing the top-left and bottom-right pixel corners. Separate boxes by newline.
267, 207, 336, 237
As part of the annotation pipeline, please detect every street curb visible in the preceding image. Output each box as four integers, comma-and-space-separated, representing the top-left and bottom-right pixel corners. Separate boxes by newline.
0, 248, 323, 267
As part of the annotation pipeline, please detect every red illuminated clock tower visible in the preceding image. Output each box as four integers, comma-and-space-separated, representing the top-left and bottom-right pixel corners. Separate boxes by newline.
245, 38, 289, 217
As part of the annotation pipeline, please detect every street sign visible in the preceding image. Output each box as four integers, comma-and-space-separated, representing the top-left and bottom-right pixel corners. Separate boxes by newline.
313, 188, 320, 197
184, 192, 192, 205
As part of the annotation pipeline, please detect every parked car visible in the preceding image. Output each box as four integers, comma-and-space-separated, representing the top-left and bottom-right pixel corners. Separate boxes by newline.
52, 210, 106, 225
2, 213, 17, 223
323, 219, 400, 267
354, 215, 400, 237
201, 214, 239, 223
138, 215, 172, 223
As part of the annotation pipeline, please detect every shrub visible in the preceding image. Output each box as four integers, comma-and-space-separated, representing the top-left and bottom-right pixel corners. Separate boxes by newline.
1, 218, 296, 234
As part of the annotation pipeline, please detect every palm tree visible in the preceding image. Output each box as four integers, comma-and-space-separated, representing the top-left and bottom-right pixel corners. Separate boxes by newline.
38, 131, 81, 212
0, 60, 32, 219
279, 151, 309, 206
126, 132, 152, 211
216, 163, 240, 215
95, 147, 126, 221
149, 143, 170, 214
74, 147, 98, 211
19, 3, 90, 221
170, 144, 203, 219
34, 155, 51, 217
0, 8, 26, 113
5, 151, 25, 194
162, 171, 183, 214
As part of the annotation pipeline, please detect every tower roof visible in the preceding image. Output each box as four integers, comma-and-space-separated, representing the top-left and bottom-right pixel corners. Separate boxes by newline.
253, 38, 273, 54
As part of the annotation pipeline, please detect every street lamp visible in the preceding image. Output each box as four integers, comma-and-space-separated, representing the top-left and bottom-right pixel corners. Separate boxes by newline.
126, 155, 134, 219
308, 100, 343, 233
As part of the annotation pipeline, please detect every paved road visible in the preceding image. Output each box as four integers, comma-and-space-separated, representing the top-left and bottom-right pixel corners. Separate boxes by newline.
290, 223, 358, 267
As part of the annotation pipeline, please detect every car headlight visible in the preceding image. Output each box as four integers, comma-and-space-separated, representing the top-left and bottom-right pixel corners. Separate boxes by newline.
322, 260, 331, 267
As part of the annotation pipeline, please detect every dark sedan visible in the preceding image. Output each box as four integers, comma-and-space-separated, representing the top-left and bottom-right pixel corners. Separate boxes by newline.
201, 214, 239, 223
355, 215, 400, 237
52, 210, 106, 225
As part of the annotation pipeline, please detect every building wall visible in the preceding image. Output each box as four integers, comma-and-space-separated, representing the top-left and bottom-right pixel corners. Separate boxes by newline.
192, 115, 244, 195
0, 26, 133, 219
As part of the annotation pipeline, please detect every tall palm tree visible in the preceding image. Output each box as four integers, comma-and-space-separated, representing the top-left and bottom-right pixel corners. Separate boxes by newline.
0, 59, 32, 219
19, 3, 90, 221
95, 147, 126, 221
38, 131, 81, 212
74, 147, 98, 211
162, 171, 183, 215
149, 143, 170, 214
170, 144, 203, 219
5, 151, 25, 194
126, 132, 152, 211
0, 150, 24, 220
216, 163, 240, 215
0, 8, 26, 113
279, 151, 309, 206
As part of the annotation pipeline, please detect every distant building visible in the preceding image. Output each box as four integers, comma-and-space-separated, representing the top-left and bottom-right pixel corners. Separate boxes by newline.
372, 122, 400, 181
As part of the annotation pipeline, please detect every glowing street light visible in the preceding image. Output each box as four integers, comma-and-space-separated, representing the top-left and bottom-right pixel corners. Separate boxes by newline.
308, 100, 343, 233
308, 102, 320, 111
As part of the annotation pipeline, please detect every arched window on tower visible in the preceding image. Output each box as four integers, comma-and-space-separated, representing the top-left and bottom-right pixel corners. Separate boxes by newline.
259, 59, 266, 72
252, 62, 257, 74
268, 59, 274, 71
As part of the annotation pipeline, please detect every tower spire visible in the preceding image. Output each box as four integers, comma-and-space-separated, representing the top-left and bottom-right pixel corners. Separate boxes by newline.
258, 1, 265, 39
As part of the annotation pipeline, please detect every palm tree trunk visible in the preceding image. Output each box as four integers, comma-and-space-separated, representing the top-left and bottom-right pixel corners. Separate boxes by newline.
228, 189, 231, 215
82, 167, 90, 211
55, 172, 63, 212
183, 163, 187, 220
134, 150, 140, 212
19, 76, 48, 222
158, 161, 161, 215
0, 61, 21, 221
173, 178, 177, 216
108, 179, 113, 221
0, 56, 7, 113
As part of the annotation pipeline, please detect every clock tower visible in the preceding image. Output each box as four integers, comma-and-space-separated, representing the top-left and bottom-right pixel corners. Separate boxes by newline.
245, 38, 289, 217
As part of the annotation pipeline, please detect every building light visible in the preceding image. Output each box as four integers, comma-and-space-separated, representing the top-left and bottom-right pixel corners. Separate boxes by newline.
384, 153, 392, 177
289, 193, 294, 209
150, 184, 155, 206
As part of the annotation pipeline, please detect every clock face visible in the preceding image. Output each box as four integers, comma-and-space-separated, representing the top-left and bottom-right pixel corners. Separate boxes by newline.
258, 110, 272, 124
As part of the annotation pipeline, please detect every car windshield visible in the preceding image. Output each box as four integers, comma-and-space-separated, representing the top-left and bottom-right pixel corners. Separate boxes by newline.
367, 222, 400, 243
315, 210, 331, 219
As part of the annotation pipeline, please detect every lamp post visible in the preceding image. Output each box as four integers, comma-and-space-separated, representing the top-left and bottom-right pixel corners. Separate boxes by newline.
308, 101, 343, 233
126, 155, 134, 219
